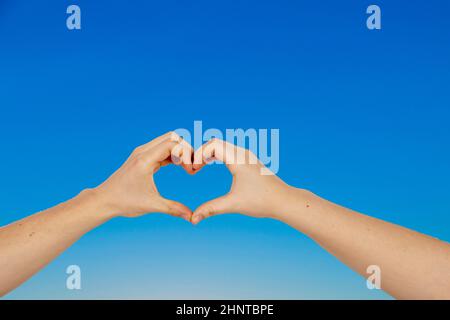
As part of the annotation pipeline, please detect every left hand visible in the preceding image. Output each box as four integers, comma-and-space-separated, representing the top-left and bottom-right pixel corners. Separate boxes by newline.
94, 131, 194, 220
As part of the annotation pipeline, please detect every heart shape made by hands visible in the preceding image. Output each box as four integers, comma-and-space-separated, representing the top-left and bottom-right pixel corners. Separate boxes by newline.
157, 135, 284, 224
98, 132, 283, 224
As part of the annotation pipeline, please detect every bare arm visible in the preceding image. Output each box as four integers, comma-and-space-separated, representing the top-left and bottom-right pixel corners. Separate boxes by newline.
0, 190, 112, 296
191, 139, 450, 299
278, 189, 450, 299
0, 132, 193, 296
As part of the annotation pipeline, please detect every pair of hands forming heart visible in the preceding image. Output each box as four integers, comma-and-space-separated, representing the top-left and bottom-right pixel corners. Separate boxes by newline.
95, 132, 293, 224
3, 134, 450, 300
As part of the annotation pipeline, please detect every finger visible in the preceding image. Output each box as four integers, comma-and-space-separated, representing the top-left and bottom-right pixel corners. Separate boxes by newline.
152, 159, 173, 174
192, 144, 208, 172
160, 159, 172, 167
170, 139, 195, 173
170, 142, 184, 165
192, 138, 223, 171
193, 139, 237, 172
142, 139, 180, 165
180, 142, 195, 174
191, 194, 235, 225
154, 197, 193, 221
135, 131, 181, 154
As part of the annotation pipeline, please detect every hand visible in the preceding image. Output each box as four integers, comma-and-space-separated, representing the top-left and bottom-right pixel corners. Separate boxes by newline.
94, 132, 194, 220
191, 139, 294, 224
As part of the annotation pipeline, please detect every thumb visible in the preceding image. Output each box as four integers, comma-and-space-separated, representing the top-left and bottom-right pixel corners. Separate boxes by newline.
156, 197, 193, 222
192, 194, 235, 225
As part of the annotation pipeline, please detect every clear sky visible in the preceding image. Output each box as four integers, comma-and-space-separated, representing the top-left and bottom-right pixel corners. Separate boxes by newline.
0, 0, 449, 299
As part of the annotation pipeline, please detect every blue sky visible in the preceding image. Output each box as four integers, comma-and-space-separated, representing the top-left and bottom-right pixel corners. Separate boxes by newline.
0, 0, 449, 299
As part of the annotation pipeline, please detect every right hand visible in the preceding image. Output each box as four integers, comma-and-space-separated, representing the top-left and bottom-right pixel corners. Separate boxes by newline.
191, 139, 294, 224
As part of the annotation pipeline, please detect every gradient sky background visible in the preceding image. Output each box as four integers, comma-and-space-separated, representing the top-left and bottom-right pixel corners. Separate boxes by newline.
1, 0, 449, 299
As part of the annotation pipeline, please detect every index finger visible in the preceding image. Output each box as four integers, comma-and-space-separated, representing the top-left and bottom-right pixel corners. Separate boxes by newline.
192, 139, 238, 172
142, 139, 181, 165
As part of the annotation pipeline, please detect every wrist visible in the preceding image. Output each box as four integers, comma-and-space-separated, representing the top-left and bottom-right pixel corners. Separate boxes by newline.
76, 188, 119, 220
270, 186, 315, 222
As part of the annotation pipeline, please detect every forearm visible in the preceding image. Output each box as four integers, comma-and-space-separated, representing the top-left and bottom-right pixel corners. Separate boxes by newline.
0, 189, 114, 296
0, 133, 192, 297
276, 188, 450, 299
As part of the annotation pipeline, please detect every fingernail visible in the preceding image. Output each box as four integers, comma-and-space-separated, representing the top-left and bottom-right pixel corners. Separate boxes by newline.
172, 155, 181, 164
192, 215, 202, 225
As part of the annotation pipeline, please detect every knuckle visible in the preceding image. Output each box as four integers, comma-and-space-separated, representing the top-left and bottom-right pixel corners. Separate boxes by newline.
132, 155, 147, 167
168, 131, 180, 142
203, 205, 215, 217
166, 202, 179, 216
171, 143, 182, 153
132, 145, 144, 154
164, 202, 174, 213
181, 139, 192, 149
